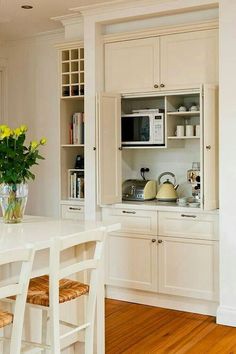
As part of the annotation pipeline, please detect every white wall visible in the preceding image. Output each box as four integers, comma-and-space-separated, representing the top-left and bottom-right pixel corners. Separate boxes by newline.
217, 0, 236, 326
5, 32, 64, 217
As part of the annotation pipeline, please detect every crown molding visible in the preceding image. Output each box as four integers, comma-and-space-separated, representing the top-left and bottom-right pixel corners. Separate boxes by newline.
51, 13, 83, 26
103, 18, 219, 43
70, 0, 219, 18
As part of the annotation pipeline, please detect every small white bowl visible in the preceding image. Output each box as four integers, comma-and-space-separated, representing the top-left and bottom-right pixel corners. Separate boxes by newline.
188, 202, 200, 208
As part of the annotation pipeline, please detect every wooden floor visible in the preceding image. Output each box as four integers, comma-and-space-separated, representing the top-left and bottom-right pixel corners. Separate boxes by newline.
105, 299, 236, 354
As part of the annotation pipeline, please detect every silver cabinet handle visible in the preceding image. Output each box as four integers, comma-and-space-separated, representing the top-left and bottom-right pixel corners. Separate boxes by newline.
69, 207, 82, 211
152, 239, 156, 243
181, 214, 197, 218
122, 210, 136, 214
158, 239, 163, 244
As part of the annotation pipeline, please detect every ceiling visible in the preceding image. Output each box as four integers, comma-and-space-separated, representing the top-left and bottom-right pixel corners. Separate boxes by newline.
0, 0, 113, 40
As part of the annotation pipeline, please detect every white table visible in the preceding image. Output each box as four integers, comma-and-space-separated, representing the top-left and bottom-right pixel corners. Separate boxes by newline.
0, 216, 120, 354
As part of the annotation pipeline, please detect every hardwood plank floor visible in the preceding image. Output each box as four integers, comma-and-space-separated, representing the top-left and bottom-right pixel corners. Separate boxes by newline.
105, 299, 236, 354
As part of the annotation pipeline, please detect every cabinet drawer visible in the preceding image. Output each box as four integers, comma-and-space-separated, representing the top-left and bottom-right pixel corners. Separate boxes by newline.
102, 208, 157, 235
159, 212, 218, 240
61, 204, 84, 220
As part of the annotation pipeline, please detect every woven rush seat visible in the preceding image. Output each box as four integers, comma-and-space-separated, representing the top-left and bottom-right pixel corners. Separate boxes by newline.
0, 311, 13, 328
26, 275, 89, 306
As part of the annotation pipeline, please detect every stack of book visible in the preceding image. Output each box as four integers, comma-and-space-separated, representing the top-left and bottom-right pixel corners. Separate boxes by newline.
69, 172, 84, 199
69, 112, 84, 144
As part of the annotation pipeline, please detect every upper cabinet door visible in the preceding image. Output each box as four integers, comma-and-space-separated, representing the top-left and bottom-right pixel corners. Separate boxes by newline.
105, 37, 160, 93
202, 84, 219, 211
97, 93, 122, 205
160, 29, 219, 90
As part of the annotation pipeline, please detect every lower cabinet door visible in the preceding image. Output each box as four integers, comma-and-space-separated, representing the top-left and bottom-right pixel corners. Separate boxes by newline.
106, 232, 158, 292
158, 236, 218, 300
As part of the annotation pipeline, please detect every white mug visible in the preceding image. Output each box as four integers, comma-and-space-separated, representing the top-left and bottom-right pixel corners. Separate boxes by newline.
176, 125, 185, 137
195, 125, 200, 137
186, 125, 194, 137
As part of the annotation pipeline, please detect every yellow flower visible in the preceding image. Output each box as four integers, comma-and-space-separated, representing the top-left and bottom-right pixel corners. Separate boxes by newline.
14, 128, 22, 137
0, 125, 8, 133
40, 137, 47, 145
1, 127, 11, 139
30, 141, 38, 150
20, 125, 28, 133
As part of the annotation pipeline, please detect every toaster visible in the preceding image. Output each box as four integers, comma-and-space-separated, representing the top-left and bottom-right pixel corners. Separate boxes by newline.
122, 179, 157, 201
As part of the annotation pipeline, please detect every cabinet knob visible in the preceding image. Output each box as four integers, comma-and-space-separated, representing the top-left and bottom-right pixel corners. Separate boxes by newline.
118, 146, 123, 151
154, 84, 159, 88
152, 239, 156, 243
206, 145, 211, 150
158, 239, 163, 244
160, 83, 165, 88
93, 147, 96, 151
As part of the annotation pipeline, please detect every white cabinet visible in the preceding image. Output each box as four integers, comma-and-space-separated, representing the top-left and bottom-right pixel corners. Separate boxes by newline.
105, 37, 160, 93
158, 236, 218, 301
106, 232, 158, 292
105, 29, 218, 93
98, 87, 218, 210
104, 207, 219, 302
160, 30, 218, 90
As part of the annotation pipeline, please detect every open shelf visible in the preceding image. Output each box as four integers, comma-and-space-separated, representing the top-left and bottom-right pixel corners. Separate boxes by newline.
168, 136, 200, 140
167, 111, 200, 116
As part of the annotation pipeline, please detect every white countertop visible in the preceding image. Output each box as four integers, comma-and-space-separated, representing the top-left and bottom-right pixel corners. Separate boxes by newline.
104, 201, 219, 214
0, 216, 120, 251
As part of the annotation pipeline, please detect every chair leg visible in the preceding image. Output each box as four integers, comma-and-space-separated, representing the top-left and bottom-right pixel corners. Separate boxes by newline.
41, 309, 48, 354
49, 306, 60, 354
84, 325, 94, 354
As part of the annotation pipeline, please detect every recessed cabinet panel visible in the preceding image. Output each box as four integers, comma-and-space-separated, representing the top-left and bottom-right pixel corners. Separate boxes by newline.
106, 232, 158, 292
102, 208, 158, 235
202, 85, 219, 210
105, 37, 160, 93
61, 204, 84, 220
160, 30, 218, 90
158, 236, 218, 300
97, 93, 122, 205
159, 212, 218, 240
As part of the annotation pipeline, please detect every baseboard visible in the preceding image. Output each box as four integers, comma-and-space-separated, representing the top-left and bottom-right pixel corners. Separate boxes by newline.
106, 286, 219, 316
217, 306, 236, 327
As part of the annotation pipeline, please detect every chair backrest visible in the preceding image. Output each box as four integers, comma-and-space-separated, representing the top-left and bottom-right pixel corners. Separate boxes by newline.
0, 246, 35, 300
49, 229, 105, 281
48, 229, 105, 328
0, 246, 35, 354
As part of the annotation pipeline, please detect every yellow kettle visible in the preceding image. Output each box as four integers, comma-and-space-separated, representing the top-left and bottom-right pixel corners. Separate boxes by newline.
156, 172, 179, 201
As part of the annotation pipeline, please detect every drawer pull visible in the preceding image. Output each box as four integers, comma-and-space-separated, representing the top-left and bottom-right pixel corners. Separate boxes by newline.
158, 239, 163, 244
122, 210, 136, 215
69, 207, 82, 211
151, 239, 156, 243
181, 214, 197, 218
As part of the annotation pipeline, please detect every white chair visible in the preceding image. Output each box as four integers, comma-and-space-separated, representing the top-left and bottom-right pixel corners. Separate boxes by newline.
0, 246, 35, 354
25, 229, 105, 354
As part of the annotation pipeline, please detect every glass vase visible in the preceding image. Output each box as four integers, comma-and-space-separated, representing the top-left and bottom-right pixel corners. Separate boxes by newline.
0, 183, 28, 223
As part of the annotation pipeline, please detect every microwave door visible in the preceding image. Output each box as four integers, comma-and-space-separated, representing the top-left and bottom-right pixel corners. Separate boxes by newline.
122, 115, 151, 145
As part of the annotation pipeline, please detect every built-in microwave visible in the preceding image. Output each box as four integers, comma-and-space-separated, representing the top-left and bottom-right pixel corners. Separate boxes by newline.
121, 109, 165, 146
